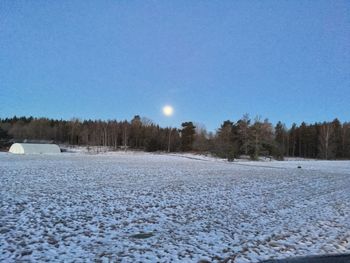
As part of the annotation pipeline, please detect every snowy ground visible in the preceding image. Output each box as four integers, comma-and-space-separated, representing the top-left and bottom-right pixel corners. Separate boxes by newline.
0, 152, 349, 262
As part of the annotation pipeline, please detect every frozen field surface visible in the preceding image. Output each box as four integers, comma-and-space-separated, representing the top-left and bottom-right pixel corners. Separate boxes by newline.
1, 152, 350, 262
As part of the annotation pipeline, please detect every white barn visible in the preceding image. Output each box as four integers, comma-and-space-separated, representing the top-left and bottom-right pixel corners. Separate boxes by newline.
9, 143, 61, 154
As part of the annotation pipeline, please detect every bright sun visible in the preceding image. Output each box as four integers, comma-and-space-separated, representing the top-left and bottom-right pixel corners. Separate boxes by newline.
163, 105, 174, 116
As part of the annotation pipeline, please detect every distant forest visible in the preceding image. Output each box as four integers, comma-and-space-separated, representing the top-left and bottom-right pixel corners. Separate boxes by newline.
1, 115, 350, 160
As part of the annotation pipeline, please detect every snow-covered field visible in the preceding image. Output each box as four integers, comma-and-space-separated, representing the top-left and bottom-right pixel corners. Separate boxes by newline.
0, 152, 349, 262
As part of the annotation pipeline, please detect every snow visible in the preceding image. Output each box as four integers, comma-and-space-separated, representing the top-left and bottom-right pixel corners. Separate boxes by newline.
0, 152, 349, 262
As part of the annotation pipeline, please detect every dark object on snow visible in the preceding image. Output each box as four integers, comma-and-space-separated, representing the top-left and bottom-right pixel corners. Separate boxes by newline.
260, 254, 350, 263
297, 166, 302, 169
130, 232, 154, 239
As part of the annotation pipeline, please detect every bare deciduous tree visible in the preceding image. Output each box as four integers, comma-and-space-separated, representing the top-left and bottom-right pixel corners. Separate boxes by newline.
318, 123, 334, 159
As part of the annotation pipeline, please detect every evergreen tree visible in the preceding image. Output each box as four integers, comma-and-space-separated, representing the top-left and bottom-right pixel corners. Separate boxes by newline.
332, 118, 343, 158
0, 127, 10, 149
130, 115, 143, 148
288, 123, 297, 157
215, 120, 237, 161
274, 121, 287, 160
249, 118, 274, 159
180, 122, 196, 151
236, 114, 250, 156
342, 123, 350, 159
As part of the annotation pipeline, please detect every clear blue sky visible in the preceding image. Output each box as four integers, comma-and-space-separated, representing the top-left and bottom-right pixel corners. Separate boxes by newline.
1, 1, 349, 131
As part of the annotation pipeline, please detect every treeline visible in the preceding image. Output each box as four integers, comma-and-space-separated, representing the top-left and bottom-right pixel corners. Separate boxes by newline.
1, 115, 350, 160
211, 116, 350, 160
0, 116, 181, 152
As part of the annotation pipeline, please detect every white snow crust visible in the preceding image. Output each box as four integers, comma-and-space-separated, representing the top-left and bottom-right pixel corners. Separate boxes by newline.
0, 152, 349, 262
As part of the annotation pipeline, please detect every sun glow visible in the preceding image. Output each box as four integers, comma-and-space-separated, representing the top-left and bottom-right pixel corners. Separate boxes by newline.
163, 105, 174, 116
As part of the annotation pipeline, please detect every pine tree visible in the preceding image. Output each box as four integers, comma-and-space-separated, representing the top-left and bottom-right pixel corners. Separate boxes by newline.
288, 123, 297, 157
332, 119, 343, 158
180, 122, 196, 152
215, 120, 237, 161
274, 121, 287, 160
342, 123, 350, 158
236, 114, 250, 156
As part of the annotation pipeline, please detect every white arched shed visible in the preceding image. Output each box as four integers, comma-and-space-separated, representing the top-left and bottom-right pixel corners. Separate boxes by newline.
9, 143, 61, 154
